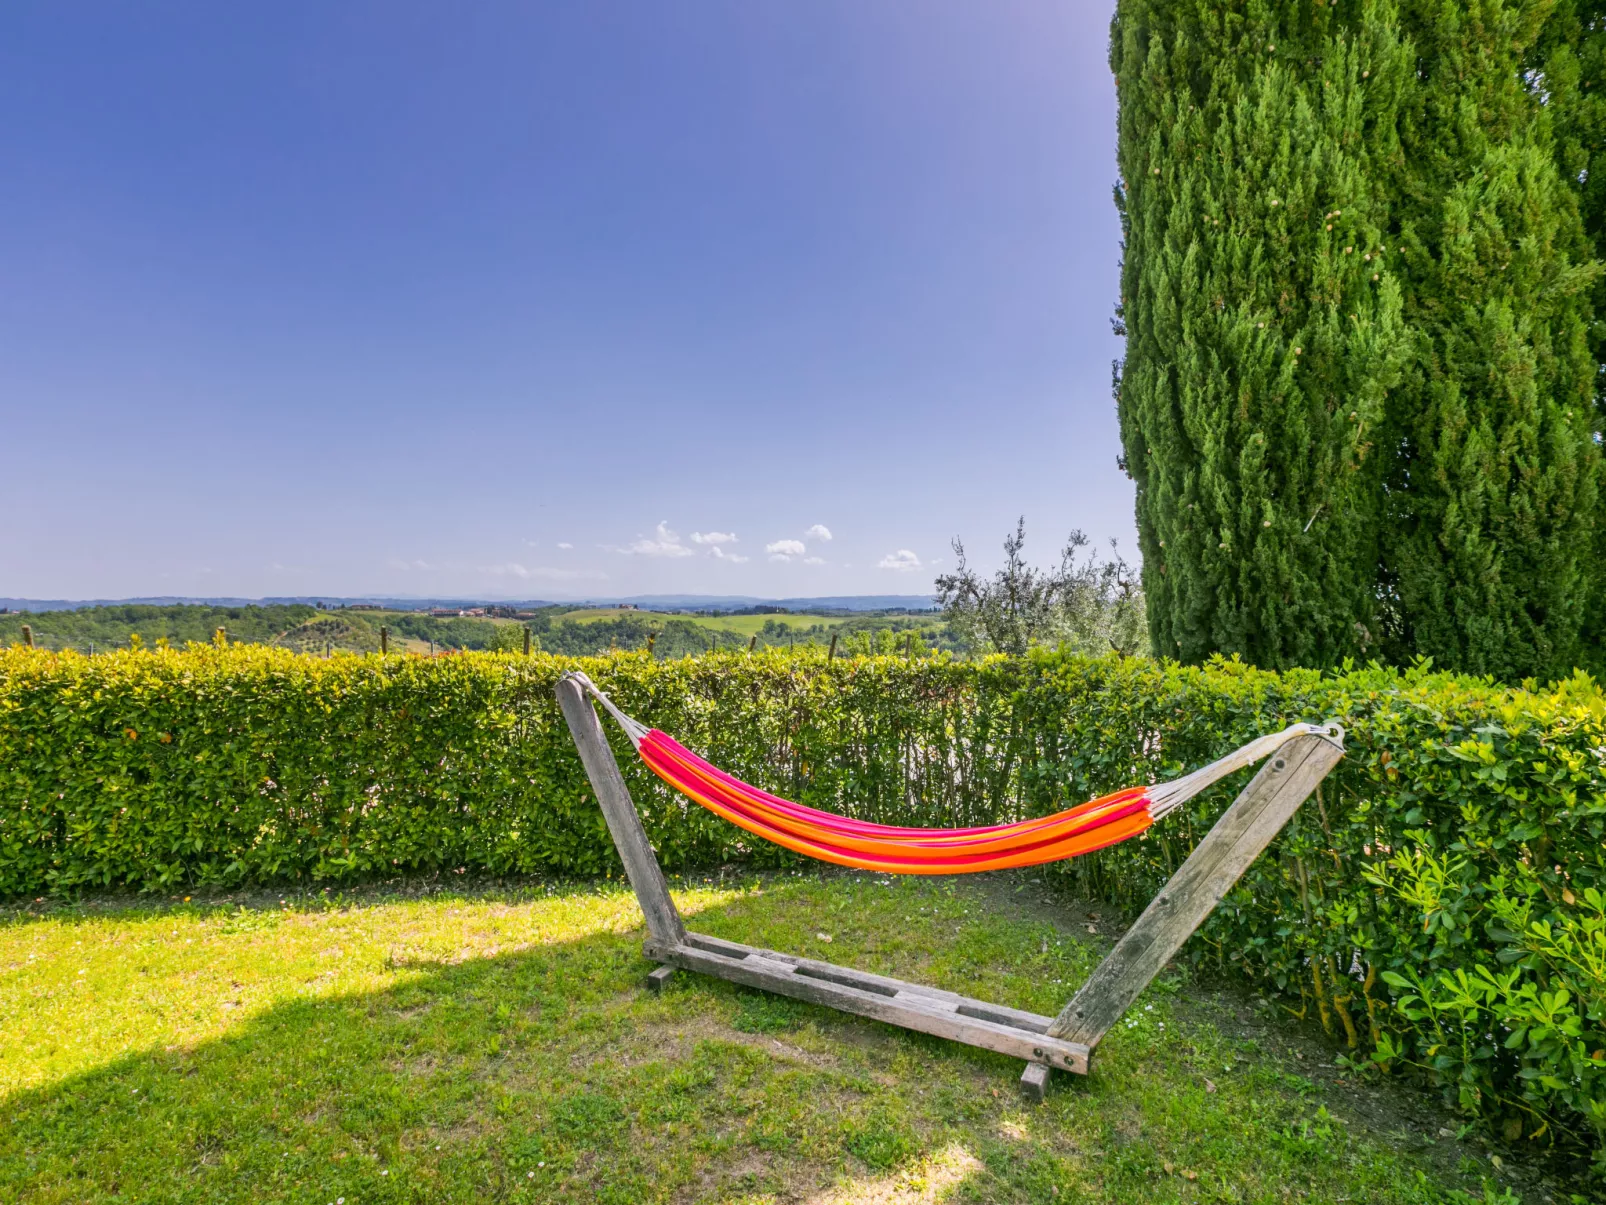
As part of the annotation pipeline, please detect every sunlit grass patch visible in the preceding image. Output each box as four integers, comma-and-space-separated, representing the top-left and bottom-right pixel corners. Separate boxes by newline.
0, 872, 1528, 1203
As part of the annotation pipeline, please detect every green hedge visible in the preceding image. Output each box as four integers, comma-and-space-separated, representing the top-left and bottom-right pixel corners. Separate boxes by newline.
1, 645, 1603, 1168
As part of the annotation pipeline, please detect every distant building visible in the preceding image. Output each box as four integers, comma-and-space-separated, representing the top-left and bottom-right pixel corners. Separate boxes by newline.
618, 602, 638, 610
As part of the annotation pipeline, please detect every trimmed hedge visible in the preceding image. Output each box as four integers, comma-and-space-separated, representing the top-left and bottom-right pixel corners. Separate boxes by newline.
1, 645, 1603, 1167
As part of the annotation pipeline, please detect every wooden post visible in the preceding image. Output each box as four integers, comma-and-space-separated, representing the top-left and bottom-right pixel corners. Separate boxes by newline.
20, 625, 32, 648
1019, 1062, 1052, 1103
523, 626, 531, 656
556, 678, 687, 947
747, 635, 756, 653
1046, 732, 1344, 1048
827, 633, 838, 661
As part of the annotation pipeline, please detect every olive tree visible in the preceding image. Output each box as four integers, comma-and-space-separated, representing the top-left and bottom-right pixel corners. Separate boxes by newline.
934, 518, 1146, 656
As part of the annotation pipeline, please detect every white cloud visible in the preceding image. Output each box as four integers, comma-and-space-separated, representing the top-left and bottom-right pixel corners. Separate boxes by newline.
388, 558, 433, 571
805, 524, 833, 542
617, 521, 694, 557
710, 547, 750, 563
803, 556, 825, 565
557, 542, 574, 550
765, 539, 806, 557
877, 549, 922, 572
768, 553, 792, 563
484, 562, 607, 581
691, 530, 737, 545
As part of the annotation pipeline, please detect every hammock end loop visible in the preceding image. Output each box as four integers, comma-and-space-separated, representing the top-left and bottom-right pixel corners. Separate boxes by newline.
559, 669, 649, 748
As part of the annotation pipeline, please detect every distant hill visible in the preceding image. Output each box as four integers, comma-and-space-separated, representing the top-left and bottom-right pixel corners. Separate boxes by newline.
272, 614, 382, 654
3, 600, 963, 656
0, 596, 555, 613
603, 595, 937, 612
0, 594, 935, 614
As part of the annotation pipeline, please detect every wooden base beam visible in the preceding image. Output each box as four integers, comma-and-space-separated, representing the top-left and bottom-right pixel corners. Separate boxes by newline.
642, 931, 1089, 1073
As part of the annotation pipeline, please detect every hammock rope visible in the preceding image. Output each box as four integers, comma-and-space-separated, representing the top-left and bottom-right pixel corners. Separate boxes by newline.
563, 672, 1338, 876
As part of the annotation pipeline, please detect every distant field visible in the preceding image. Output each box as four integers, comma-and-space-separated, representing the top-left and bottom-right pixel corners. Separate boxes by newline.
562, 609, 854, 636
349, 609, 520, 625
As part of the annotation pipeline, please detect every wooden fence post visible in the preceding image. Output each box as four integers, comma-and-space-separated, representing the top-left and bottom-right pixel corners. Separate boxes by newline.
380, 626, 389, 654
827, 633, 838, 661
21, 625, 33, 648
523, 626, 530, 655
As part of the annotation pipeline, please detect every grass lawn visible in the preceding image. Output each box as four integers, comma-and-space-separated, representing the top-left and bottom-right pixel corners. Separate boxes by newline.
0, 871, 1545, 1204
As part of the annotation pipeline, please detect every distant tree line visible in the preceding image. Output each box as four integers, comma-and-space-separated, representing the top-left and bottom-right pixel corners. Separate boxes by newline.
4, 603, 969, 659
0, 604, 317, 652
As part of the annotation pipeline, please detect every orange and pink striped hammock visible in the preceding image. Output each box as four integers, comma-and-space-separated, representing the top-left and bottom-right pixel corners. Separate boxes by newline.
567, 673, 1326, 876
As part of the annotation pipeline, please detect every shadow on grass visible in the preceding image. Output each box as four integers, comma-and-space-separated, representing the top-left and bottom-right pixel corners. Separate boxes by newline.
0, 878, 1501, 1205
2, 888, 1040, 1204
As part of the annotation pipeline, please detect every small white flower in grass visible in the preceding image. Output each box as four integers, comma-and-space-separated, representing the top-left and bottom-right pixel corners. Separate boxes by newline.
381, 1170, 388, 1176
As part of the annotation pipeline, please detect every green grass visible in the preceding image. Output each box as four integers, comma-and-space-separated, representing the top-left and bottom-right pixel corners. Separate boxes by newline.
0, 872, 1532, 1204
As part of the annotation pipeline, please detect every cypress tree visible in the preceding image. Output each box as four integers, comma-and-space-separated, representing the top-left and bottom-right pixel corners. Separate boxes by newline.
1378, 1, 1603, 681
1531, 1, 1606, 676
1115, 1, 1605, 679
1114, 2, 1410, 667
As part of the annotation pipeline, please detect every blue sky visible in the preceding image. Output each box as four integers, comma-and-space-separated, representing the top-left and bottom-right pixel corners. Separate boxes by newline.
2, 2, 1126, 601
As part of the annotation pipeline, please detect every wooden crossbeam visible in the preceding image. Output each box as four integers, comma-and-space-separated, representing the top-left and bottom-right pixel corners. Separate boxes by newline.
643, 930, 1090, 1073
554, 677, 1343, 1102
1046, 733, 1345, 1048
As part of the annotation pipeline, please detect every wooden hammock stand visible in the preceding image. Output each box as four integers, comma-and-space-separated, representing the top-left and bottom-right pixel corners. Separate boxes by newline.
556, 677, 1344, 1101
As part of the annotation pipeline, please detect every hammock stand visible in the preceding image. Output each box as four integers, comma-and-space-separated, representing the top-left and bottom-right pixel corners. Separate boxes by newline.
555, 673, 1344, 1101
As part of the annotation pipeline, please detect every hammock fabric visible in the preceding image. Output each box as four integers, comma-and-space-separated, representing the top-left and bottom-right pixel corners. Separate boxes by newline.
639, 728, 1152, 874
567, 673, 1328, 876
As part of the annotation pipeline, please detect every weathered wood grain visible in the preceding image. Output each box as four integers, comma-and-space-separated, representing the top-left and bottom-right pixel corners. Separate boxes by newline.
645, 965, 678, 993
556, 677, 688, 948
1047, 732, 1344, 1047
667, 932, 1055, 1034
644, 931, 1090, 1072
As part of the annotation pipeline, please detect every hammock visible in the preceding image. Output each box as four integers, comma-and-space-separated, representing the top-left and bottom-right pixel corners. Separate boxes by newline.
565, 672, 1330, 875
